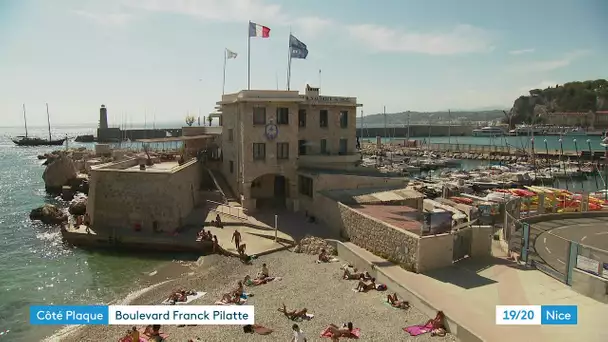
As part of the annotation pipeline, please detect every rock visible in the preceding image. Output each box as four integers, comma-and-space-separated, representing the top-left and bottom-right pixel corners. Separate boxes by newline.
42, 154, 77, 193
68, 197, 87, 215
30, 204, 68, 225
61, 186, 75, 201
294, 236, 335, 255
37, 155, 46, 160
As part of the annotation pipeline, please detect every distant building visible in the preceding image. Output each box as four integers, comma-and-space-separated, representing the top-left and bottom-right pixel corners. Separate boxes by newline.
543, 110, 608, 128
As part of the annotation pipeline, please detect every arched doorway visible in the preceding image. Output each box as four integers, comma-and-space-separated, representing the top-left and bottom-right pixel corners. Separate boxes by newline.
250, 174, 288, 209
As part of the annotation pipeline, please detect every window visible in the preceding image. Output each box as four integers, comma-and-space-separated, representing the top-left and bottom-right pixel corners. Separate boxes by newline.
339, 139, 348, 154
298, 175, 313, 197
253, 143, 266, 160
339, 110, 348, 128
253, 107, 266, 125
298, 140, 307, 155
228, 129, 234, 142
298, 109, 306, 127
229, 160, 234, 173
277, 107, 289, 125
319, 110, 328, 127
320, 139, 327, 154
277, 142, 289, 159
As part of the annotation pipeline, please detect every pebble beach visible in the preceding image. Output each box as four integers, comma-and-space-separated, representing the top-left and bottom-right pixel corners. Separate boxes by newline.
51, 250, 458, 342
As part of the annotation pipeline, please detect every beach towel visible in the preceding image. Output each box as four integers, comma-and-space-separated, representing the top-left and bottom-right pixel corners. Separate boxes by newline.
403, 322, 433, 336
137, 329, 169, 341
320, 327, 361, 339
214, 297, 247, 305
161, 291, 206, 305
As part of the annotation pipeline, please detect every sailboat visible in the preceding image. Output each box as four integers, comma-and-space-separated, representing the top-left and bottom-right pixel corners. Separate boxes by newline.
12, 103, 66, 146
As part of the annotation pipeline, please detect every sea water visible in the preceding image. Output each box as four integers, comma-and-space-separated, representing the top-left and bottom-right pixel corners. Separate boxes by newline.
0, 126, 178, 342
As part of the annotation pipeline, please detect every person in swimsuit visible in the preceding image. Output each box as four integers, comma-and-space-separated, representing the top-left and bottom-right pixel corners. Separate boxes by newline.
325, 322, 354, 341
232, 229, 241, 250
356, 277, 376, 292
387, 293, 410, 309
277, 303, 308, 320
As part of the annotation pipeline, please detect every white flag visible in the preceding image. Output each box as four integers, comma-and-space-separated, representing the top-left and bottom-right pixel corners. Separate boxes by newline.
226, 49, 238, 59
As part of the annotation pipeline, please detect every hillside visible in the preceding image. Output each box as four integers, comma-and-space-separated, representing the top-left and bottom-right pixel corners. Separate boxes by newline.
357, 110, 505, 127
509, 79, 608, 127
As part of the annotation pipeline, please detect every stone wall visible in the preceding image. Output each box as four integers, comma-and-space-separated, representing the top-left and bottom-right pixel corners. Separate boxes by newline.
338, 202, 419, 271
417, 234, 454, 272
88, 160, 201, 233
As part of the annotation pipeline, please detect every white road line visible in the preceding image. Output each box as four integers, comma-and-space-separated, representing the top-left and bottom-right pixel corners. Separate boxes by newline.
595, 232, 608, 235
557, 259, 565, 265
545, 246, 552, 254
581, 236, 587, 242
543, 237, 547, 244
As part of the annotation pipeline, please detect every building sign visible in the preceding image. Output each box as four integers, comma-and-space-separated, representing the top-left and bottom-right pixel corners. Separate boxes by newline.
576, 255, 601, 275
422, 211, 452, 235
302, 95, 355, 104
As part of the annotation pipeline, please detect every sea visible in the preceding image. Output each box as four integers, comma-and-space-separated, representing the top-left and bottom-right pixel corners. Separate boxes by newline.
0, 125, 605, 341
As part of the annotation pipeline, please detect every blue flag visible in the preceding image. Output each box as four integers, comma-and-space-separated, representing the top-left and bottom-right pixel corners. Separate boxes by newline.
289, 34, 308, 59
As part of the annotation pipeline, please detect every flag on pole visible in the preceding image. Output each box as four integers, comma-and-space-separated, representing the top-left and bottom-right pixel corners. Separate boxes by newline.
226, 49, 238, 59
249, 22, 271, 38
289, 34, 308, 59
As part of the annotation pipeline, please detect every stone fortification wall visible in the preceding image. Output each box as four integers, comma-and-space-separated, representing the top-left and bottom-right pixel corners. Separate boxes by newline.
88, 160, 201, 233
338, 203, 419, 271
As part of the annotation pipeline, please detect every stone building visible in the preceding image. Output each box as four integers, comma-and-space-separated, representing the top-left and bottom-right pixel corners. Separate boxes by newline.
217, 85, 403, 213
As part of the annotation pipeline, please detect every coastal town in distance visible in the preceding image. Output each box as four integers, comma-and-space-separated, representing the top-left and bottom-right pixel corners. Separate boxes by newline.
2, 1, 608, 342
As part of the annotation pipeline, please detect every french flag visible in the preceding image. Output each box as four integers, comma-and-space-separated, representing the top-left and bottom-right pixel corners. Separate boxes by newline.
249, 21, 270, 38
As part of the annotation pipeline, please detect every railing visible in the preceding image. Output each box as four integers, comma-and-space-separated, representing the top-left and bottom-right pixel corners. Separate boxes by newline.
423, 143, 513, 154
206, 200, 248, 221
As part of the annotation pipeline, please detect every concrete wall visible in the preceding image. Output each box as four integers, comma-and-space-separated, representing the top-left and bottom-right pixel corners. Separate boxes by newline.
338, 203, 420, 271
356, 125, 472, 138
471, 226, 493, 257
571, 268, 608, 304
417, 234, 453, 272
87, 160, 201, 233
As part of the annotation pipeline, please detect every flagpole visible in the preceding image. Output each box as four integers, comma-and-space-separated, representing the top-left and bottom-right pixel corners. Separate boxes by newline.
247, 21, 251, 90
222, 48, 227, 95
287, 30, 292, 91
319, 69, 322, 89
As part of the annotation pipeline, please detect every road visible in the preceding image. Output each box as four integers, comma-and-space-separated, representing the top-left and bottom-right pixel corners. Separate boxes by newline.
532, 216, 608, 277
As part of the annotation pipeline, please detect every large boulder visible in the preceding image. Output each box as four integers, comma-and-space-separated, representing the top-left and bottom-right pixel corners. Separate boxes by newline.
42, 154, 77, 193
69, 196, 87, 216
30, 204, 68, 225
293, 236, 335, 255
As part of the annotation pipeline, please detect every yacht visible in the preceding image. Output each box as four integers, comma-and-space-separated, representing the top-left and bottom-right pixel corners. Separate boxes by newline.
509, 125, 545, 136
472, 127, 505, 137
563, 127, 588, 136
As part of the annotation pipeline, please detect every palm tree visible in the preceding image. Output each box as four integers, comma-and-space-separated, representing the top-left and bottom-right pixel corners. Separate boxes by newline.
207, 116, 213, 127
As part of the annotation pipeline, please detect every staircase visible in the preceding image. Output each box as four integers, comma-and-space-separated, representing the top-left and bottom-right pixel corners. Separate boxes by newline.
207, 169, 241, 207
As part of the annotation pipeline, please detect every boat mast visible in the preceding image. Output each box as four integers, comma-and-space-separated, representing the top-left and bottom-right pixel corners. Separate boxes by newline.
22, 104, 28, 138
46, 103, 51, 141
448, 109, 451, 144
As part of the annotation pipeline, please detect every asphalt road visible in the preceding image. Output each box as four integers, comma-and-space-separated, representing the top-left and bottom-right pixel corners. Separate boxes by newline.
533, 216, 608, 277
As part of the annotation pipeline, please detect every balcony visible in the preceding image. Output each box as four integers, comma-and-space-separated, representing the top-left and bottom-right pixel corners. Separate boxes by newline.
297, 152, 361, 167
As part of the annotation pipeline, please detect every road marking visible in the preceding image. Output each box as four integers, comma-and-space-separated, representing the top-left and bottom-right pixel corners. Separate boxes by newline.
545, 246, 551, 254
543, 237, 547, 244
557, 259, 565, 265
581, 236, 587, 242
595, 232, 608, 235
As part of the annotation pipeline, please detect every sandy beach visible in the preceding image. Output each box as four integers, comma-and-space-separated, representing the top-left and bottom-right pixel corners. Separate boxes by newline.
52, 250, 458, 342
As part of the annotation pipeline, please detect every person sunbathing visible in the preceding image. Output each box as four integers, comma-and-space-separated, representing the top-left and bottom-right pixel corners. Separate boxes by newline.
258, 263, 269, 279
318, 248, 330, 263
387, 293, 410, 309
426, 311, 445, 331
244, 274, 270, 286
219, 292, 239, 304
325, 322, 354, 339
230, 281, 244, 297
355, 277, 376, 292
277, 303, 308, 320
243, 324, 273, 335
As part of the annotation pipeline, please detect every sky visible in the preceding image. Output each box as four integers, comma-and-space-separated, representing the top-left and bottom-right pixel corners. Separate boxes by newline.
1, 0, 607, 127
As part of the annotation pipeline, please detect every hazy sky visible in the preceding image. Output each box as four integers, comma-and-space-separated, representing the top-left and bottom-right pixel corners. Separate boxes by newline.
1, 0, 606, 126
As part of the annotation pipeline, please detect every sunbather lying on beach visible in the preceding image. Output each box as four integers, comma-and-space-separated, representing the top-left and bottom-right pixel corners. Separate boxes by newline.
219, 292, 240, 304
257, 263, 269, 279
355, 277, 376, 292
277, 303, 308, 320
324, 322, 355, 340
243, 324, 273, 335
318, 248, 330, 263
427, 311, 446, 336
244, 274, 273, 286
387, 293, 410, 309
343, 268, 371, 280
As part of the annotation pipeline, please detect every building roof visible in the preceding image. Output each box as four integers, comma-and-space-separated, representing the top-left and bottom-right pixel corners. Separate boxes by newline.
320, 187, 422, 204
135, 134, 214, 143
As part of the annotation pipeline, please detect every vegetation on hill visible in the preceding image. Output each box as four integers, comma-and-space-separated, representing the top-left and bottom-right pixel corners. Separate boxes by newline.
509, 79, 608, 127
357, 110, 505, 127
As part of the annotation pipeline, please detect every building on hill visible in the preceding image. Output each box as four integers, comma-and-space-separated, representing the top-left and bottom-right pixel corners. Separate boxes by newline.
217, 85, 406, 213
543, 110, 608, 128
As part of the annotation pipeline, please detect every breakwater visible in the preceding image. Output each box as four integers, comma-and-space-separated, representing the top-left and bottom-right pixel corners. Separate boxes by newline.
96, 128, 182, 142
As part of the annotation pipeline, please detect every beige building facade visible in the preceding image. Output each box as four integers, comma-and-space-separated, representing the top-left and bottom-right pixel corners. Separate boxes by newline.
217, 85, 363, 212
